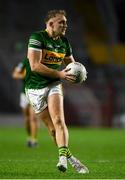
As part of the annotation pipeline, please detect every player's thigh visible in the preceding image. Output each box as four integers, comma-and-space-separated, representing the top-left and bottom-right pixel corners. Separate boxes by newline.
37, 107, 55, 130
48, 94, 65, 123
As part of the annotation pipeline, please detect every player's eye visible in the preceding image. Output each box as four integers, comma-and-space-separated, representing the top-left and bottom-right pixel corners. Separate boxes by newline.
59, 20, 67, 26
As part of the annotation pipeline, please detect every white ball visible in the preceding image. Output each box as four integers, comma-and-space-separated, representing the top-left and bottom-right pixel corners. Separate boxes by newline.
66, 62, 87, 83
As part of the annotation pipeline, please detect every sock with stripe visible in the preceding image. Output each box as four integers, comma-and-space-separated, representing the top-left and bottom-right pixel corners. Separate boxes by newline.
67, 148, 72, 158
58, 146, 68, 157
58, 146, 72, 158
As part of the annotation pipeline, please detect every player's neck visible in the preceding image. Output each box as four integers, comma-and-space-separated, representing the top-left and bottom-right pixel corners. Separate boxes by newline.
46, 29, 60, 40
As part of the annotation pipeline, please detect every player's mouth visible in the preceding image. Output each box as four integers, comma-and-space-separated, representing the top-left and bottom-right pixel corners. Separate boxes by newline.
63, 27, 67, 31
62, 28, 66, 33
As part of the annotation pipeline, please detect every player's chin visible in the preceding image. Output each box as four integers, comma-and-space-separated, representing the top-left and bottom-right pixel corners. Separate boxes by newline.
61, 30, 66, 36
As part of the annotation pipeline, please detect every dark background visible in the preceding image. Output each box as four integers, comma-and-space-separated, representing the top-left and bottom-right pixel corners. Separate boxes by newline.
0, 0, 125, 127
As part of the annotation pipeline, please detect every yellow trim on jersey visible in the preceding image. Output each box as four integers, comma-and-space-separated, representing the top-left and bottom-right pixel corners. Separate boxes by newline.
42, 49, 65, 65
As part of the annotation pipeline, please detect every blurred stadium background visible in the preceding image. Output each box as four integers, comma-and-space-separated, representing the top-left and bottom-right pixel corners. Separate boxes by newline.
1, 0, 125, 128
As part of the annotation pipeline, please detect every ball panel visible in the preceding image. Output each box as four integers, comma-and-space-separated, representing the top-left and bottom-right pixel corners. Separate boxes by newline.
66, 62, 87, 83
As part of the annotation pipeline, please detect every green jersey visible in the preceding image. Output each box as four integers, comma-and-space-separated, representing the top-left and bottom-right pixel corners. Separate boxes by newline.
25, 30, 72, 89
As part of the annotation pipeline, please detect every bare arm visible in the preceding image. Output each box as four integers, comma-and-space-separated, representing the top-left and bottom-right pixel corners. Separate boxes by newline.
63, 55, 75, 66
27, 48, 75, 81
12, 68, 25, 80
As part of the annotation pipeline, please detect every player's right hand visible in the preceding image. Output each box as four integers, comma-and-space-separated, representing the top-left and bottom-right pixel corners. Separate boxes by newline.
59, 68, 76, 83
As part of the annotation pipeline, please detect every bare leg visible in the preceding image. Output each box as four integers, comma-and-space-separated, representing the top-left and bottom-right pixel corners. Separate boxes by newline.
29, 106, 38, 141
22, 106, 38, 147
22, 106, 31, 136
48, 94, 69, 147
37, 107, 57, 145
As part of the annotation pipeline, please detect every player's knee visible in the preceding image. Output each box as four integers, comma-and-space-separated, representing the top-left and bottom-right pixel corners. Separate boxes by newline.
54, 116, 64, 128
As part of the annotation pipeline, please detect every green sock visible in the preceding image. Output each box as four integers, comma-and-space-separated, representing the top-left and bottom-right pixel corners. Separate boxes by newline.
67, 148, 72, 158
58, 146, 67, 157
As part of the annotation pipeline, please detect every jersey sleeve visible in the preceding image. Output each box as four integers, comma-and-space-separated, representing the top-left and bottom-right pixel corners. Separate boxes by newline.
28, 32, 43, 51
65, 39, 73, 57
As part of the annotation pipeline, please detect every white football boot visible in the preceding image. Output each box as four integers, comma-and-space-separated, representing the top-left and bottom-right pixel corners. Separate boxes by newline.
68, 156, 89, 174
57, 156, 67, 172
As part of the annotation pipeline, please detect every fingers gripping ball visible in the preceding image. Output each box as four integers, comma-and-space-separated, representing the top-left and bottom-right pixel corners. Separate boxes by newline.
66, 62, 87, 83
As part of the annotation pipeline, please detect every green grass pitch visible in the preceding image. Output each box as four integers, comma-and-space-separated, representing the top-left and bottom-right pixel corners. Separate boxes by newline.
0, 127, 125, 179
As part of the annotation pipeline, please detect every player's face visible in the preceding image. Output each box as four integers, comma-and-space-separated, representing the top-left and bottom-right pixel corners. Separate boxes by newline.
51, 14, 67, 36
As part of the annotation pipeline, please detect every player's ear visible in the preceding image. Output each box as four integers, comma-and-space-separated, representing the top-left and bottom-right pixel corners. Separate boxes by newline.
49, 21, 53, 27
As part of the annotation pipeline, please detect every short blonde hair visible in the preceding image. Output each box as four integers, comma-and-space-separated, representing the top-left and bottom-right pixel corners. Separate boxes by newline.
44, 10, 66, 22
